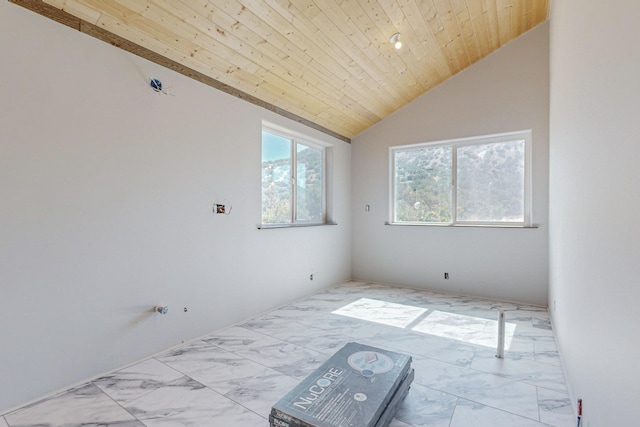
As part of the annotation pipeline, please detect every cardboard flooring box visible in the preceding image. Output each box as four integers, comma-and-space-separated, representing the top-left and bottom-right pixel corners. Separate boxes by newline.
270, 342, 413, 427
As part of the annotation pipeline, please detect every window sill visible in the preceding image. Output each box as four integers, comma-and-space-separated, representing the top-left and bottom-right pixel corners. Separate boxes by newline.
385, 222, 538, 229
257, 222, 338, 230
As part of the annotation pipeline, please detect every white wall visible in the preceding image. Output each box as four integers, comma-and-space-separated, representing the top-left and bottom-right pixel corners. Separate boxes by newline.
351, 23, 549, 305
548, 0, 640, 425
0, 1, 351, 412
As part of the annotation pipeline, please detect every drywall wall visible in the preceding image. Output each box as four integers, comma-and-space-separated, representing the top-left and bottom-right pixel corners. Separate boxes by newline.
0, 1, 351, 412
548, 0, 640, 425
351, 23, 549, 305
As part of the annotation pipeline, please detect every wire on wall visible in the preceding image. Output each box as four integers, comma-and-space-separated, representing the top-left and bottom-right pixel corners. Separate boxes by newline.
149, 77, 174, 96
213, 201, 232, 215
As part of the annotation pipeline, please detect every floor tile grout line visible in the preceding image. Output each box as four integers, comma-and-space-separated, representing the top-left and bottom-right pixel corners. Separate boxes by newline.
455, 395, 548, 425
220, 385, 274, 422
197, 378, 274, 422
448, 396, 460, 427
150, 334, 311, 421
536, 385, 542, 423
98, 383, 149, 427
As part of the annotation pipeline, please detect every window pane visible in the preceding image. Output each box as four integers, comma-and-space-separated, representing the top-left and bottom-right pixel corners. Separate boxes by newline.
296, 143, 324, 222
457, 140, 525, 222
262, 132, 291, 224
394, 146, 452, 222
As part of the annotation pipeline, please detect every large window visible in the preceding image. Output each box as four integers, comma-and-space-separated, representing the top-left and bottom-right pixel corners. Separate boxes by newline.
390, 130, 532, 227
262, 127, 326, 226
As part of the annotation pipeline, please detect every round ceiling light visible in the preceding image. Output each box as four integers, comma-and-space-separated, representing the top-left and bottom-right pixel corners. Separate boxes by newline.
390, 33, 402, 50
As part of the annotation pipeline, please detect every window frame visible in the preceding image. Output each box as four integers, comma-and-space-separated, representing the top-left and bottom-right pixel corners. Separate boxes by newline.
389, 130, 533, 227
261, 125, 328, 227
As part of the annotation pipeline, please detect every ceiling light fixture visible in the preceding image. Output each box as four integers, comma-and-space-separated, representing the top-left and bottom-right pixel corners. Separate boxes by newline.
390, 33, 402, 50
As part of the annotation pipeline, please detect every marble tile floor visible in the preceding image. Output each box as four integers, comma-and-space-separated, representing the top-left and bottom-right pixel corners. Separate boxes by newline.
2, 282, 575, 427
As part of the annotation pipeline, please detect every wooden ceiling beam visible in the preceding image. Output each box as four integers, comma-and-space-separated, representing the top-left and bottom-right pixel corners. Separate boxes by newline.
8, 0, 352, 142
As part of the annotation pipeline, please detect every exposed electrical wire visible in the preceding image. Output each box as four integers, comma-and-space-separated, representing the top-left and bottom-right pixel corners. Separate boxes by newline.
577, 398, 582, 426
149, 77, 175, 96
150, 77, 162, 92
213, 202, 232, 215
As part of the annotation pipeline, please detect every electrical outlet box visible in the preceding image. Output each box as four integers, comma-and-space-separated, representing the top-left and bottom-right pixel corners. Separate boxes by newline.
215, 204, 226, 214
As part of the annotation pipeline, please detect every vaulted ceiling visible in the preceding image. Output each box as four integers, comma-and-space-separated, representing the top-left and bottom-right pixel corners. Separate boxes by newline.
11, 0, 548, 141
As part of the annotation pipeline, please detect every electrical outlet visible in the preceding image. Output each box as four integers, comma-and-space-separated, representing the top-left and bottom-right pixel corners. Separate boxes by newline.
444, 272, 449, 280
310, 274, 314, 281
184, 307, 188, 313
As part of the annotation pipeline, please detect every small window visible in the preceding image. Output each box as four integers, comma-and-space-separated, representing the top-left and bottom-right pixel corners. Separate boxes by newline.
262, 127, 326, 226
390, 130, 532, 227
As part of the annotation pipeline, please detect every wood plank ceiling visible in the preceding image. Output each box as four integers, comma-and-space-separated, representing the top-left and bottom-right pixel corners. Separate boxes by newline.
10, 0, 548, 142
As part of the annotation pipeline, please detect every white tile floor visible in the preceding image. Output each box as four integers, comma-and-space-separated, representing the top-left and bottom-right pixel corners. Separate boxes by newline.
2, 282, 575, 426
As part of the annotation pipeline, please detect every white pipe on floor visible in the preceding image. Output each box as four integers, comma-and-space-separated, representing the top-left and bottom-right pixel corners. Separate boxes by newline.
496, 310, 505, 359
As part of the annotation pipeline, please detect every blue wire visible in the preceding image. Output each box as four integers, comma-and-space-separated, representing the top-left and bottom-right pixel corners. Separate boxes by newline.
150, 78, 162, 92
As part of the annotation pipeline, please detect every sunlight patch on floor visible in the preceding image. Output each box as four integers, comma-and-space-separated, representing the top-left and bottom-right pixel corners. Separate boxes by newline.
412, 310, 516, 349
332, 298, 427, 328
333, 298, 516, 349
